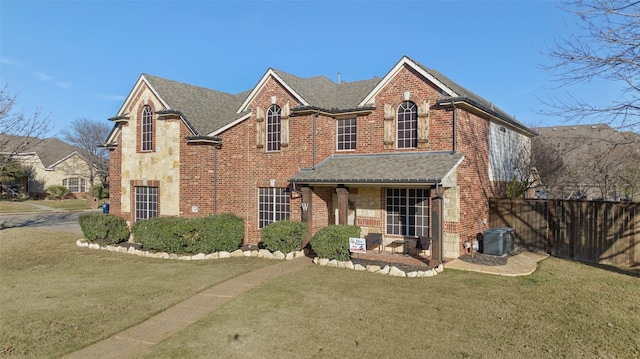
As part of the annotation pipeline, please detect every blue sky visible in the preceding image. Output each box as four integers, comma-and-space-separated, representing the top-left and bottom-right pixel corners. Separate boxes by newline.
1, 0, 613, 138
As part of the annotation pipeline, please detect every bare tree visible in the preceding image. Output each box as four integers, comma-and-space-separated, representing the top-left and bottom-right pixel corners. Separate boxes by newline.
61, 118, 110, 192
530, 137, 566, 196
543, 0, 640, 129
0, 85, 50, 167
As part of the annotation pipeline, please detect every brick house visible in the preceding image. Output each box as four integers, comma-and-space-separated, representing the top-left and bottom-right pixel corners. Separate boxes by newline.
104, 56, 535, 259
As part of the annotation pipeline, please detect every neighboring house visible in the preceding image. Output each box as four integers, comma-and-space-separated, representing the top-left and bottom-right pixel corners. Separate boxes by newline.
534, 124, 640, 201
0, 135, 97, 198
105, 56, 535, 259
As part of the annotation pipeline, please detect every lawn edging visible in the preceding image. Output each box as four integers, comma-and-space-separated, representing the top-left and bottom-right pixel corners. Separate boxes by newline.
75, 238, 443, 278
75, 238, 307, 261
313, 256, 443, 278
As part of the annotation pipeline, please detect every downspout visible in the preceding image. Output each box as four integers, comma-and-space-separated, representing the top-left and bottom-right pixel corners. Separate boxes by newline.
313, 111, 318, 169
213, 142, 221, 215
435, 181, 445, 263
451, 100, 457, 154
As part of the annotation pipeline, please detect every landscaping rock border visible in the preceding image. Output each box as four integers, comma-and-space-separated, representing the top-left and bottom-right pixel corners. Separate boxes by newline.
76, 238, 443, 278
312, 256, 443, 278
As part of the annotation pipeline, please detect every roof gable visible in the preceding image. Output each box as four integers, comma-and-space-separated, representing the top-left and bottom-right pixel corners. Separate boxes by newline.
358, 56, 458, 106
0, 135, 84, 168
238, 68, 382, 113
142, 74, 250, 136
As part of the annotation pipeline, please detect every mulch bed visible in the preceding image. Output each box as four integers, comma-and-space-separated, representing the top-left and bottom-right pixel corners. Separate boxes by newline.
457, 249, 522, 266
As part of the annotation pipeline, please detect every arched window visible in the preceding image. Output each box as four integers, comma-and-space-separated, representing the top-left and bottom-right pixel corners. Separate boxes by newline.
266, 105, 281, 151
397, 101, 417, 148
141, 105, 153, 151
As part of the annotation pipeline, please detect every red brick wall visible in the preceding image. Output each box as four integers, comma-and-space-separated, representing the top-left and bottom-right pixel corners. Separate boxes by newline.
454, 109, 496, 253
178, 120, 216, 217
108, 128, 123, 219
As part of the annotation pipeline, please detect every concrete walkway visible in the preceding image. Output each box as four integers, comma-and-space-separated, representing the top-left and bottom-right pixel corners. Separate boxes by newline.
62, 256, 313, 359
445, 251, 549, 276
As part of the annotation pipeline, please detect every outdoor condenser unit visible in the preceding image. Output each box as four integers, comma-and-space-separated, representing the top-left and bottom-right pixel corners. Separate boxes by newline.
482, 228, 515, 256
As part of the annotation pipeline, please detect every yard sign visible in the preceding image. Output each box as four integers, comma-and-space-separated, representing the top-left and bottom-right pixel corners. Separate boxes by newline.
349, 237, 366, 254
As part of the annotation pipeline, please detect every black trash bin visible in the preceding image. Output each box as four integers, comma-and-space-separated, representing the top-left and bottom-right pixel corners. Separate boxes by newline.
102, 203, 110, 214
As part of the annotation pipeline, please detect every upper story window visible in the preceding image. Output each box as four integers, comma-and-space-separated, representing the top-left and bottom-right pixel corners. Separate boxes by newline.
266, 105, 281, 152
141, 105, 154, 151
337, 117, 357, 151
397, 101, 417, 148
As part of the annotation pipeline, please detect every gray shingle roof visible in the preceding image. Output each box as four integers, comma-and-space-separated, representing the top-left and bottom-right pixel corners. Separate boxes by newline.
272, 69, 382, 110
409, 57, 534, 135
0, 135, 82, 168
139, 57, 533, 137
143, 74, 250, 136
290, 152, 464, 184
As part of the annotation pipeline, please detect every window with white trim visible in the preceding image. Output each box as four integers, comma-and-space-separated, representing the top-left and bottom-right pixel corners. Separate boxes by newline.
135, 186, 159, 221
337, 117, 357, 151
266, 105, 281, 152
141, 105, 153, 151
258, 187, 290, 228
397, 101, 417, 148
386, 188, 430, 237
62, 178, 87, 193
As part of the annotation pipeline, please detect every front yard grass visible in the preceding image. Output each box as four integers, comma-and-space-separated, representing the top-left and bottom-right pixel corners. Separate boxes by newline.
2, 227, 639, 358
0, 228, 274, 358
0, 199, 92, 213
135, 257, 640, 358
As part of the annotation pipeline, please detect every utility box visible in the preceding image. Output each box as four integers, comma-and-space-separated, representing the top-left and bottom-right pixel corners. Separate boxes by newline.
482, 227, 514, 256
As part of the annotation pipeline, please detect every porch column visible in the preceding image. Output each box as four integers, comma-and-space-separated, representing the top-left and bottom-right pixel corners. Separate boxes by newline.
430, 193, 443, 266
301, 186, 313, 248
336, 187, 349, 225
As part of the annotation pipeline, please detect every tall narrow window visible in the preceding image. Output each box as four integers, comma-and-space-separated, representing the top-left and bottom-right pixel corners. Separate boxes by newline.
386, 188, 430, 237
135, 186, 159, 221
337, 117, 357, 151
141, 105, 153, 151
397, 101, 417, 148
258, 187, 290, 228
266, 105, 281, 151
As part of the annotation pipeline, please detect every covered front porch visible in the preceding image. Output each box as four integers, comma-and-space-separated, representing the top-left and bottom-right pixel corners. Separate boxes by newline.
290, 152, 464, 268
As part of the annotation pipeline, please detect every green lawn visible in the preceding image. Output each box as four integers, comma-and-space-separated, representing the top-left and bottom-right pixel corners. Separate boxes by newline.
0, 228, 274, 358
133, 258, 640, 359
1, 227, 639, 358
0, 199, 92, 213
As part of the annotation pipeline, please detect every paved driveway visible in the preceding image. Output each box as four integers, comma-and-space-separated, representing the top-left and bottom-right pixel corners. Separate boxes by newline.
0, 211, 98, 234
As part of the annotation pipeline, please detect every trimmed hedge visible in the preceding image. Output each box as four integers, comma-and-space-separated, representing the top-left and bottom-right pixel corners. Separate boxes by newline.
261, 220, 307, 253
131, 214, 244, 254
78, 213, 130, 245
310, 224, 360, 261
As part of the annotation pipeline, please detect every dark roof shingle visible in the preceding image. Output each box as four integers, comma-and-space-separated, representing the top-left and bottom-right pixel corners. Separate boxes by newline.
143, 74, 250, 136
290, 152, 464, 184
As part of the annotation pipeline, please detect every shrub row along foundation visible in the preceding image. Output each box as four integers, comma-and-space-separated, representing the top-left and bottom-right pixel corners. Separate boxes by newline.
75, 238, 443, 278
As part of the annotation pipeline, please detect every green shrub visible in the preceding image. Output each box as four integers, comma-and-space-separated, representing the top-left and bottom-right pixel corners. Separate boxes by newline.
92, 185, 109, 200
310, 224, 360, 261
131, 214, 244, 254
261, 220, 307, 253
46, 185, 69, 200
78, 213, 129, 245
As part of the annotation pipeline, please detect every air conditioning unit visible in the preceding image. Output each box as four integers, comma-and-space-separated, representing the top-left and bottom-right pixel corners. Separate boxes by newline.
482, 228, 515, 256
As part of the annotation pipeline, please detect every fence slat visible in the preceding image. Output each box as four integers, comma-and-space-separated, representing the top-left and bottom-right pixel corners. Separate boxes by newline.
489, 198, 639, 268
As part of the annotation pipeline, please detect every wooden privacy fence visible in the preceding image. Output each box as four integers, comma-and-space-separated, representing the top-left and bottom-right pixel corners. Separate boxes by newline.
489, 198, 640, 268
